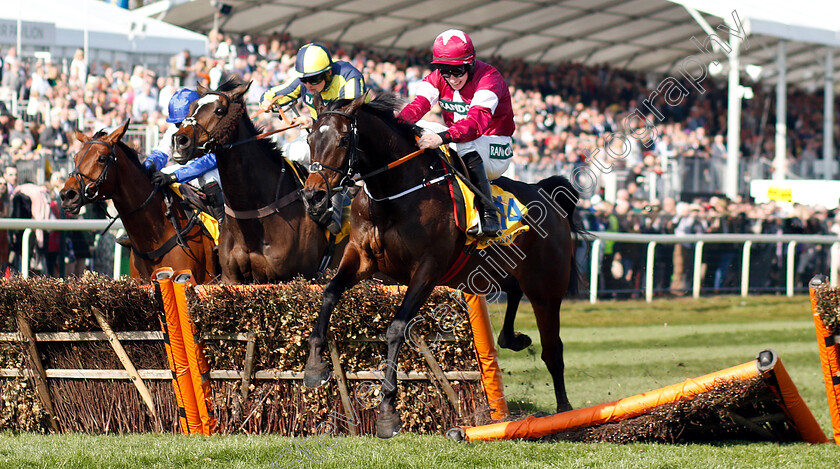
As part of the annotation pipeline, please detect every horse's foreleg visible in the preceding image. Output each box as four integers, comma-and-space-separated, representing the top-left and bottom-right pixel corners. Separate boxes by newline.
377, 267, 438, 439
497, 280, 531, 351
303, 247, 366, 388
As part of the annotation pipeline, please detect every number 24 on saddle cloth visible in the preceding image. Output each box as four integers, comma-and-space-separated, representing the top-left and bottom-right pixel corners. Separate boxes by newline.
447, 173, 529, 250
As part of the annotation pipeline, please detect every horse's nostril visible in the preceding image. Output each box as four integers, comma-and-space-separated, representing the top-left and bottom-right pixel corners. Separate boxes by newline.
305, 190, 326, 207
175, 135, 190, 148
60, 190, 77, 202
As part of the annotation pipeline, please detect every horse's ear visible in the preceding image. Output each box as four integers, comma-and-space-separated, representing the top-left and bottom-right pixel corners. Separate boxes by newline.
75, 131, 89, 144
313, 93, 327, 115
106, 119, 130, 144
197, 83, 209, 95
230, 81, 251, 101
344, 91, 369, 115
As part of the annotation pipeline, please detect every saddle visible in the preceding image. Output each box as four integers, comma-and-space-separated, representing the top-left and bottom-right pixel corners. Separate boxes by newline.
438, 147, 529, 249
169, 183, 220, 245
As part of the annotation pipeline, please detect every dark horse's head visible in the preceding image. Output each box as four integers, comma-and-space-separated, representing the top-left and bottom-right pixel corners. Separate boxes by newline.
172, 77, 251, 164
60, 119, 135, 215
302, 92, 414, 221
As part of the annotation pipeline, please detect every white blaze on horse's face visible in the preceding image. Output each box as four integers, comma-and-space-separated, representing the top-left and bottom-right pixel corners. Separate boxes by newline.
318, 125, 331, 134
194, 94, 220, 116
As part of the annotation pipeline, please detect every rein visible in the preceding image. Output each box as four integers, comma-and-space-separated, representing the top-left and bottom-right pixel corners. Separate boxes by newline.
131, 190, 203, 261
310, 110, 450, 202
224, 105, 301, 150
311, 110, 500, 208
69, 139, 161, 236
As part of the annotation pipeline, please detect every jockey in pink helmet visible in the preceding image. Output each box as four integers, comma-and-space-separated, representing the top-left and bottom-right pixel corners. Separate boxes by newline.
398, 29, 515, 237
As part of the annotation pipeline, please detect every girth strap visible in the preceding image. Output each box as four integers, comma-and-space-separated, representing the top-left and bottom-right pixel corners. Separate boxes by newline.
224, 190, 300, 220
132, 211, 202, 260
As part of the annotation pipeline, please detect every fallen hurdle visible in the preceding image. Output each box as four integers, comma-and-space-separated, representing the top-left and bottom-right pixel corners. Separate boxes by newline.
447, 349, 828, 444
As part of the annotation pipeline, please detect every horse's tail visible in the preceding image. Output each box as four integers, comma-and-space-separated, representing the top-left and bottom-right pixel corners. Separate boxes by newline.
534, 175, 590, 296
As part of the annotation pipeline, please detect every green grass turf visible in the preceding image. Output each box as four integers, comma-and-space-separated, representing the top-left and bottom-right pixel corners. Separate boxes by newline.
2, 295, 838, 468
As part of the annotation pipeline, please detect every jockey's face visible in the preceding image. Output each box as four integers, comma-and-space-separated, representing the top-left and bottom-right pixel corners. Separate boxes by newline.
304, 80, 326, 94
301, 72, 328, 94
444, 73, 468, 91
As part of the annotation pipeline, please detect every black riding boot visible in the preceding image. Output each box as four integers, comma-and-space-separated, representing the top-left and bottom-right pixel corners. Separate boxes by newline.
463, 151, 500, 237
325, 191, 348, 235
202, 181, 225, 224
116, 234, 132, 248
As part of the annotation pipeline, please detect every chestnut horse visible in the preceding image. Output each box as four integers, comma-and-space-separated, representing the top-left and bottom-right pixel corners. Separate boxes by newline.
170, 78, 343, 283
300, 93, 583, 438
59, 120, 217, 283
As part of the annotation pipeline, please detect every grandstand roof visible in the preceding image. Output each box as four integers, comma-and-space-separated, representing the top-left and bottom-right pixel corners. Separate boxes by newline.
0, 0, 207, 57
141, 0, 840, 91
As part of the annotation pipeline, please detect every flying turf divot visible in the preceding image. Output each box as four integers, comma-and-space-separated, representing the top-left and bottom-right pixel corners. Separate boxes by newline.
447, 349, 828, 443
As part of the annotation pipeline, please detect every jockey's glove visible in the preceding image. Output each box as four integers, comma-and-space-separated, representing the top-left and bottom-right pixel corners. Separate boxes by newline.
151, 171, 177, 187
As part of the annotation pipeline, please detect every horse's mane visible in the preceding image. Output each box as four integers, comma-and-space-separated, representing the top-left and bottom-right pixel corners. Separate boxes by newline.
327, 93, 419, 143
213, 76, 281, 159
92, 130, 144, 170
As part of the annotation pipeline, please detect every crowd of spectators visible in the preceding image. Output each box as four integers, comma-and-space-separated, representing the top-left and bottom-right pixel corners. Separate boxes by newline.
0, 31, 835, 294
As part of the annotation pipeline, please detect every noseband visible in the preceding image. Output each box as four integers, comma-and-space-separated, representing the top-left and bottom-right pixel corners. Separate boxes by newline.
179, 115, 220, 155
178, 91, 234, 155
308, 110, 359, 191
302, 110, 360, 226
69, 139, 118, 203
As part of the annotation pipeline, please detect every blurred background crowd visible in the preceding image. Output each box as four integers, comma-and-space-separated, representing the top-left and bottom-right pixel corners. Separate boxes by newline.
0, 31, 835, 295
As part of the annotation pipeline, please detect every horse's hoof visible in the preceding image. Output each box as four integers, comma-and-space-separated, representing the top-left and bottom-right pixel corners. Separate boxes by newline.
557, 403, 574, 413
446, 427, 466, 442
376, 412, 403, 439
303, 362, 332, 388
498, 331, 532, 352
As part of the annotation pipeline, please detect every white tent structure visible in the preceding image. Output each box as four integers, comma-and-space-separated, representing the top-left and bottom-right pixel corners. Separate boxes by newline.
0, 0, 207, 75
673, 0, 840, 195
143, 0, 840, 197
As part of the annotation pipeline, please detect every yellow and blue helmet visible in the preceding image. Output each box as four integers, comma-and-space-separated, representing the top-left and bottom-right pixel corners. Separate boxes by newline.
295, 43, 334, 78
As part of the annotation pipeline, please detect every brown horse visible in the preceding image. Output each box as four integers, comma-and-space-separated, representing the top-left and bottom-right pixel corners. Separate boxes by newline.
59, 120, 217, 283
170, 77, 343, 283
300, 93, 583, 438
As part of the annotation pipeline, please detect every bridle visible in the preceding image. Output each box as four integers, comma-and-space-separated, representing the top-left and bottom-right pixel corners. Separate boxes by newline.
68, 138, 160, 234
177, 91, 238, 155
303, 110, 359, 225
69, 139, 118, 204
307, 110, 359, 191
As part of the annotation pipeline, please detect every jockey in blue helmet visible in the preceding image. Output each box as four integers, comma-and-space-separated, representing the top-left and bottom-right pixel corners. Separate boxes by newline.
143, 88, 224, 222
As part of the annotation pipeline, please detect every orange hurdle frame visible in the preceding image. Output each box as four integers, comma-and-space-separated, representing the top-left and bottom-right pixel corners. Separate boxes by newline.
449, 349, 827, 443
153, 268, 215, 436
809, 274, 840, 444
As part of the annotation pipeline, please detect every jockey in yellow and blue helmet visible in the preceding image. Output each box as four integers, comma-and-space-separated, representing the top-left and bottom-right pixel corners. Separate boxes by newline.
259, 43, 367, 165
260, 43, 366, 120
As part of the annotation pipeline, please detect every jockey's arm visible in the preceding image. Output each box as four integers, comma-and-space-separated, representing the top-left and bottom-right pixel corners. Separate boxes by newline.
396, 80, 437, 124
447, 102, 494, 142
337, 76, 365, 100
172, 153, 217, 184
143, 125, 179, 170
260, 77, 304, 112
143, 149, 169, 172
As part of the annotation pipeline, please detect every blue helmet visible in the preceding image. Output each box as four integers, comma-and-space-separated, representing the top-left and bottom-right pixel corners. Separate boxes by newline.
166, 88, 200, 124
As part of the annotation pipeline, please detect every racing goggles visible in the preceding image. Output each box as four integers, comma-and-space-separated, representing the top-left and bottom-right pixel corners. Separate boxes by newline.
436, 64, 471, 78
300, 72, 328, 85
